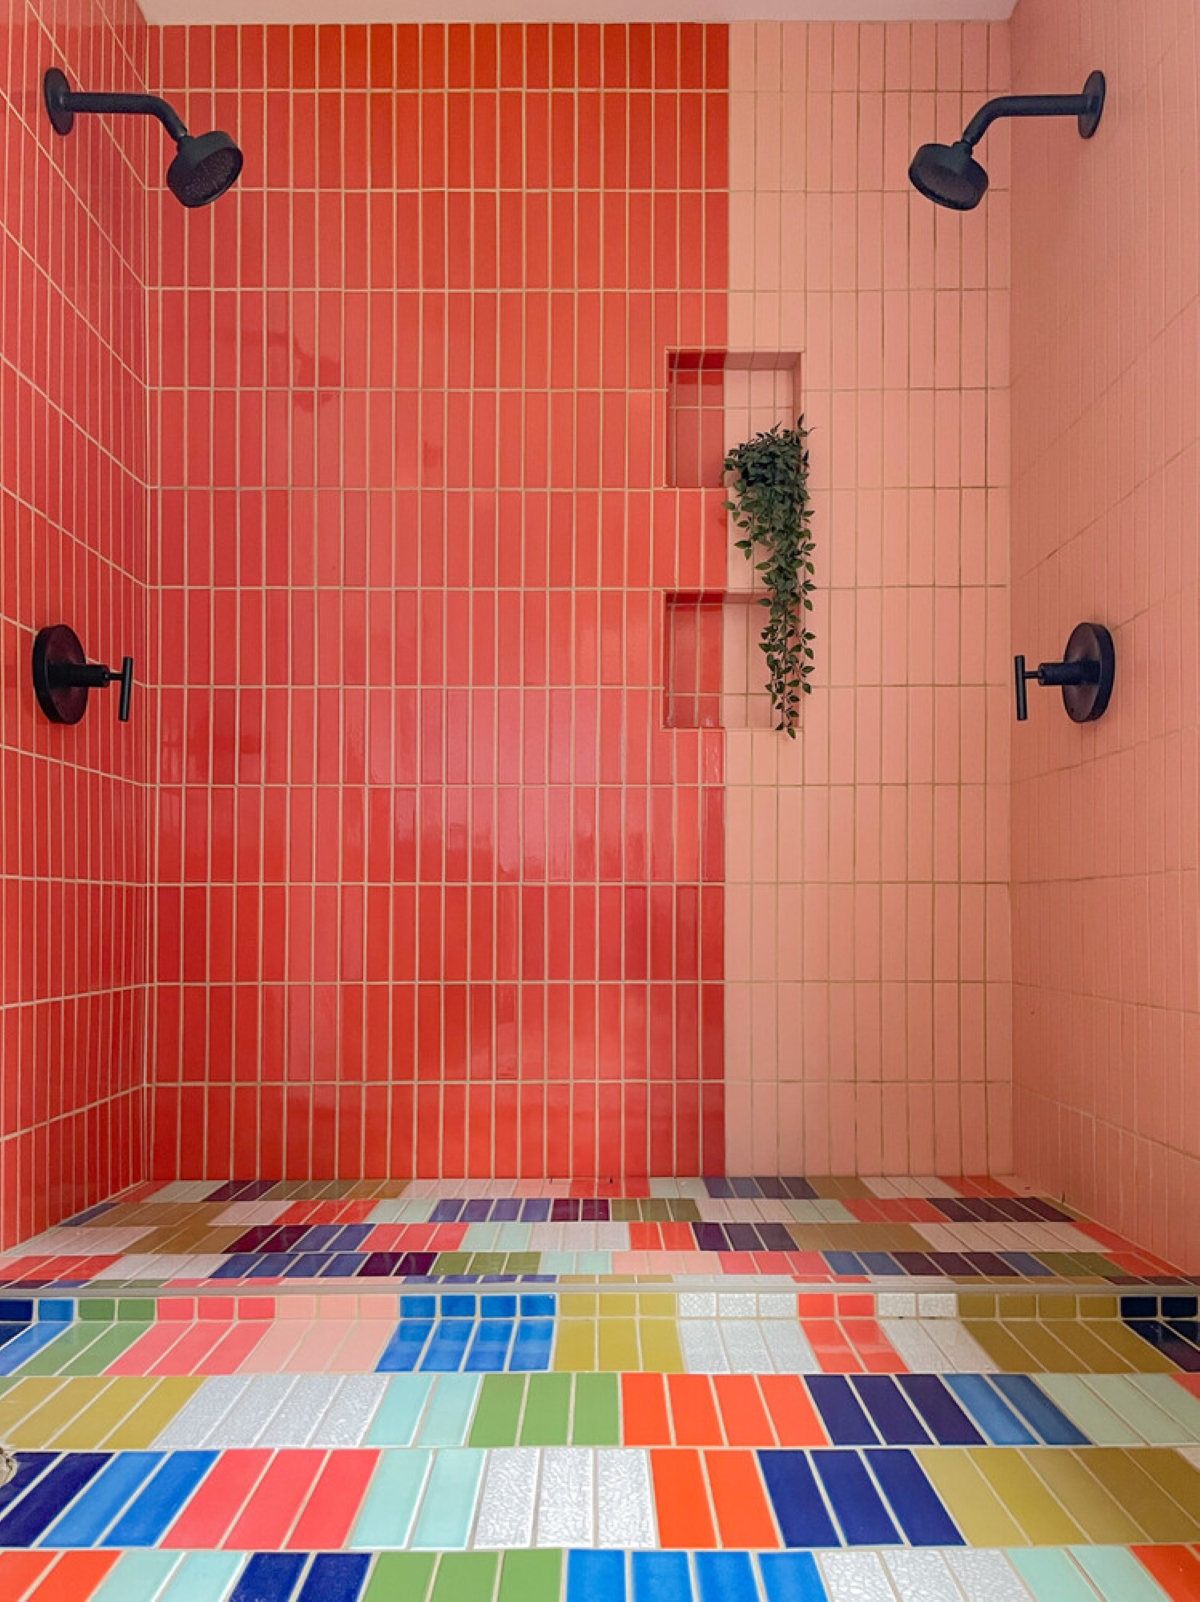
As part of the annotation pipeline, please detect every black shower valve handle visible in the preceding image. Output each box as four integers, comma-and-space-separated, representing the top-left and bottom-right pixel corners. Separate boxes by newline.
1013, 624, 1113, 725
115, 656, 134, 721
1013, 652, 1101, 720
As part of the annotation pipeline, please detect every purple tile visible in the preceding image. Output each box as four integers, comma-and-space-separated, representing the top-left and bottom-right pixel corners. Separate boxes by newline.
551, 1200, 581, 1222
782, 1178, 817, 1200
430, 1200, 464, 1223
520, 1200, 551, 1222
492, 1200, 521, 1222
725, 1224, 763, 1252
462, 1200, 492, 1223
693, 1223, 729, 1253
704, 1178, 735, 1198
579, 1200, 609, 1222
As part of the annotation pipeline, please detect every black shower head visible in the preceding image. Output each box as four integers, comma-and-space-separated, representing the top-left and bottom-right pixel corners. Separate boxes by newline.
44, 67, 243, 208
909, 70, 1105, 210
908, 139, 989, 211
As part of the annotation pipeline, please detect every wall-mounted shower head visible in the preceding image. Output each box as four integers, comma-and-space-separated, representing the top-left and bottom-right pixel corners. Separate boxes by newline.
909, 70, 1105, 211
44, 67, 243, 208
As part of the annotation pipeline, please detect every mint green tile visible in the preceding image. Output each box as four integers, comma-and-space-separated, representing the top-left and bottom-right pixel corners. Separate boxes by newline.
498, 1551, 562, 1602
1072, 1546, 1173, 1601
572, 1373, 619, 1445
540, 1253, 575, 1275
117, 1299, 157, 1322
1086, 1375, 1193, 1444
1037, 1375, 1142, 1445
469, 1374, 525, 1447
60, 1323, 150, 1376
351, 1449, 432, 1548
1008, 1549, 1105, 1602
575, 1252, 611, 1274
1129, 1374, 1200, 1439
431, 1552, 499, 1602
159, 1551, 244, 1601
461, 1225, 501, 1252
411, 1449, 485, 1549
416, 1375, 480, 1446
520, 1373, 570, 1446
79, 1300, 116, 1322
93, 1550, 182, 1602
363, 1554, 437, 1601
493, 1225, 531, 1253
367, 1375, 434, 1446
13, 1326, 98, 1375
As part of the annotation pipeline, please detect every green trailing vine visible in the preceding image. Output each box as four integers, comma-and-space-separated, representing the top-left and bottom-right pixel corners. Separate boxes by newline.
722, 415, 815, 737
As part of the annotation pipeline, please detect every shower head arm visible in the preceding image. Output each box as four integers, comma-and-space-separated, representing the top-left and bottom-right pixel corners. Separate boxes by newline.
44, 72, 188, 142
960, 74, 1106, 147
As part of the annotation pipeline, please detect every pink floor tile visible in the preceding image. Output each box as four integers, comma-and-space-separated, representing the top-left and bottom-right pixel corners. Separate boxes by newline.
329, 1323, 393, 1371
283, 1321, 356, 1372
148, 1324, 228, 1375
236, 1322, 309, 1373
197, 1322, 269, 1374
107, 1324, 194, 1375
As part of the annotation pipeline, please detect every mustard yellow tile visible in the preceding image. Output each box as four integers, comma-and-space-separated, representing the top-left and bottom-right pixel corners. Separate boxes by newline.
968, 1448, 1085, 1545
598, 1294, 636, 1317
0, 1379, 68, 1439
639, 1320, 684, 1374
553, 1321, 596, 1373
9, 1379, 113, 1448
1080, 1296, 1118, 1321
637, 1295, 675, 1316
50, 1377, 161, 1450
559, 1294, 598, 1317
916, 1450, 1027, 1546
103, 1377, 204, 1448
1022, 1450, 1145, 1543
598, 1320, 639, 1372
1042, 1320, 1134, 1374
996, 1294, 1039, 1320
1081, 1449, 1200, 1543
957, 1295, 997, 1319
1037, 1296, 1078, 1320
1007, 1322, 1091, 1373
1127, 1446, 1200, 1523
1084, 1320, 1178, 1372
963, 1320, 1047, 1373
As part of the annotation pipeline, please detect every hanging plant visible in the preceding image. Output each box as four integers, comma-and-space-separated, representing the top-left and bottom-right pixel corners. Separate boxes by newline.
722, 415, 815, 737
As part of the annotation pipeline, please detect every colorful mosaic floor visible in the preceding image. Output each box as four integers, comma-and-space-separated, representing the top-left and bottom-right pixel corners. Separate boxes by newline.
3, 1181, 1200, 1600
3, 1176, 1190, 1291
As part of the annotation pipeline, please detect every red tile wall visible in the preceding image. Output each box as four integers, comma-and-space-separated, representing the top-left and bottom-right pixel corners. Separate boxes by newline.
145, 24, 730, 1181
0, 0, 151, 1247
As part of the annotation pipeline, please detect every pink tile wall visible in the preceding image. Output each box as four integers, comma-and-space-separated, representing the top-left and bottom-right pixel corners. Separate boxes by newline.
0, 0, 151, 1246
1010, 0, 1200, 1268
723, 22, 1013, 1176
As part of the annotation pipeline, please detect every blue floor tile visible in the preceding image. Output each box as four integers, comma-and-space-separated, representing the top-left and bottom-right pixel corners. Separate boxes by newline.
0, 1452, 57, 1519
632, 1553, 692, 1602
896, 1375, 984, 1445
376, 1321, 435, 1371
758, 1452, 840, 1548
464, 1320, 515, 1371
230, 1553, 308, 1602
39, 1451, 164, 1547
102, 1452, 217, 1546
865, 1447, 963, 1546
694, 1552, 758, 1602
568, 1550, 627, 1601
509, 1319, 554, 1370
806, 1377, 879, 1445
757, 1553, 828, 1602
420, 1321, 474, 1371
849, 1376, 931, 1445
810, 1449, 900, 1546
944, 1374, 1037, 1445
296, 1553, 371, 1602
989, 1374, 1089, 1445
0, 1324, 71, 1374
0, 1452, 108, 1545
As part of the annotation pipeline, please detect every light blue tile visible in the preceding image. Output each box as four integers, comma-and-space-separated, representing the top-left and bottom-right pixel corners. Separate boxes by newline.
351, 1449, 431, 1548
159, 1551, 245, 1602
1009, 1549, 1104, 1602
410, 1449, 485, 1549
416, 1375, 480, 1445
575, 1253, 611, 1274
36, 1301, 75, 1322
540, 1253, 576, 1274
568, 1551, 627, 1602
367, 1376, 435, 1445
1071, 1547, 1172, 1601
92, 1550, 183, 1602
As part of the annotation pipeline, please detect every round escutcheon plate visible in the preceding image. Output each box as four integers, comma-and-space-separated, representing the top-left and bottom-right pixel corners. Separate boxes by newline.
1062, 621, 1114, 722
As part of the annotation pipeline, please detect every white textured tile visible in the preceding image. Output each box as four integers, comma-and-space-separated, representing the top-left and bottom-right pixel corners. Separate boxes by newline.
309, 1375, 389, 1445
944, 1551, 1034, 1601
884, 1551, 966, 1602
108, 1253, 195, 1281
256, 1375, 342, 1446
820, 1550, 900, 1601
210, 1375, 295, 1446
758, 1294, 797, 1319
717, 1293, 756, 1317
473, 1448, 539, 1547
720, 1319, 772, 1372
680, 1321, 730, 1373
923, 1321, 999, 1373
594, 1225, 630, 1251
917, 1294, 957, 1319
679, 1293, 717, 1319
761, 1319, 820, 1373
878, 1321, 951, 1372
147, 1180, 221, 1203
154, 1376, 253, 1447
536, 1447, 594, 1547
877, 1293, 918, 1319
596, 1450, 656, 1548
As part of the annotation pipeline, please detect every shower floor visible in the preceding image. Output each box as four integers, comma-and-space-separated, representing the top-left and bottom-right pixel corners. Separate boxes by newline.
1, 1179, 1199, 1602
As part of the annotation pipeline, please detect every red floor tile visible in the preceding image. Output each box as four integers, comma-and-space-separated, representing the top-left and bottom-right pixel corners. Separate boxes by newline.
713, 1375, 773, 1446
667, 1374, 724, 1446
705, 1449, 780, 1548
164, 1450, 271, 1547
757, 1375, 829, 1446
286, 1450, 378, 1548
621, 1373, 671, 1446
26, 1552, 120, 1600
224, 1451, 326, 1548
1134, 1545, 1200, 1601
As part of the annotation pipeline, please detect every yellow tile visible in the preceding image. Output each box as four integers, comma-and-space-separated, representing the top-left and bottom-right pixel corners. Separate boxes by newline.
1084, 1320, 1178, 1373
1022, 1450, 1145, 1543
559, 1294, 598, 1317
103, 1377, 204, 1448
598, 1294, 636, 1317
996, 1294, 1039, 1320
1127, 1446, 1200, 1523
1081, 1449, 1200, 1543
916, 1450, 1027, 1546
598, 1320, 639, 1372
49, 1378, 161, 1450
957, 1295, 997, 1319
968, 1447, 1085, 1545
1005, 1322, 1090, 1373
962, 1320, 1047, 1373
0, 1379, 68, 1439
1080, 1297, 1118, 1321
552, 1321, 596, 1373
1037, 1296, 1078, 1320
9, 1379, 112, 1448
638, 1319, 684, 1374
637, 1295, 675, 1316
1042, 1320, 1133, 1374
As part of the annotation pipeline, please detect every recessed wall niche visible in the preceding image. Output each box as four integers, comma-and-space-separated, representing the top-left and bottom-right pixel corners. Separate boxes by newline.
663, 591, 774, 731
667, 349, 803, 488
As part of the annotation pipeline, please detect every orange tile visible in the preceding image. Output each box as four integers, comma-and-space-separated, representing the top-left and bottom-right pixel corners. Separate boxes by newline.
705, 1450, 780, 1548
667, 1375, 725, 1446
650, 1449, 718, 1547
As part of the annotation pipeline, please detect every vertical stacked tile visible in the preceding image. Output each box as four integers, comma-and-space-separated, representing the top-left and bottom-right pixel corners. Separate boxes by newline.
0, 0, 153, 1245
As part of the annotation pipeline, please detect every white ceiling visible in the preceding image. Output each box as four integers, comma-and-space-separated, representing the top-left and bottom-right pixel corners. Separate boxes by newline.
141, 1, 1016, 25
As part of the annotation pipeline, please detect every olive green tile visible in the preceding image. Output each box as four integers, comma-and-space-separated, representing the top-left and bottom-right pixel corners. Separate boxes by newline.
465, 1254, 506, 1275
59, 1323, 151, 1376
1037, 1296, 1079, 1320
968, 1448, 1085, 1545
9, 1378, 112, 1446
104, 1376, 204, 1448
498, 1551, 562, 1602
501, 1255, 539, 1275
963, 1320, 1047, 1372
996, 1294, 1039, 1319
1080, 1448, 1200, 1542
553, 1321, 595, 1372
1080, 1297, 1119, 1321
50, 1377, 160, 1450
916, 1449, 1026, 1547
571, 1373, 619, 1445
78, 1300, 116, 1322
639, 1200, 671, 1222
1040, 1320, 1134, 1374
116, 1299, 157, 1322
1005, 1322, 1090, 1373
1022, 1450, 1144, 1543
0, 1378, 67, 1437
432, 1254, 471, 1276
1083, 1321, 1177, 1372
560, 1294, 598, 1316
11, 1325, 101, 1376
430, 1552, 497, 1602
957, 1295, 998, 1319
1126, 1444, 1200, 1515
469, 1375, 525, 1447
639, 1320, 684, 1373
363, 1553, 436, 1602
597, 1319, 638, 1372
666, 1200, 700, 1222
519, 1373, 571, 1446
610, 1201, 640, 1222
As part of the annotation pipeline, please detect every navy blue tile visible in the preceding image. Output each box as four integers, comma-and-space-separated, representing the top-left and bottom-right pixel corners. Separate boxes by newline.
43, 1451, 164, 1546
632, 1552, 691, 1602
1163, 1297, 1199, 1319
704, 1178, 735, 1198
0, 1324, 29, 1352
865, 1448, 963, 1546
0, 1453, 108, 1545
693, 1224, 730, 1253
758, 1451, 841, 1547
0, 1452, 57, 1519
246, 1254, 294, 1278
943, 1374, 1036, 1445
849, 1376, 930, 1445
321, 1253, 366, 1277
0, 1300, 33, 1322
284, 1254, 334, 1278
62, 1202, 117, 1226
211, 1254, 258, 1279
520, 1199, 551, 1222
757, 1553, 827, 1602
896, 1375, 983, 1446
297, 1553, 371, 1602
328, 1226, 372, 1253
695, 1552, 759, 1601
103, 1451, 218, 1545
230, 1553, 308, 1602
810, 1449, 900, 1545
1127, 1320, 1200, 1371
807, 1376, 879, 1445
567, 1550, 626, 1601
430, 1200, 465, 1223
822, 1251, 863, 1276
375, 1321, 433, 1370
296, 1225, 342, 1252
258, 1227, 312, 1253
988, 1374, 1089, 1445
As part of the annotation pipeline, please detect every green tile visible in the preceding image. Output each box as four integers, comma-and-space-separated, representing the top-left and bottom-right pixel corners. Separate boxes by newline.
363, 1553, 437, 1602
117, 1299, 157, 1322
1009, 1548, 1105, 1602
667, 1199, 701, 1221
79, 1300, 116, 1323
467, 1254, 506, 1275
1037, 1375, 1142, 1445
351, 1449, 432, 1547
93, 1550, 182, 1602
417, 1375, 480, 1447
367, 1376, 434, 1446
159, 1552, 244, 1602
431, 1553, 499, 1602
520, 1373, 571, 1445
1072, 1546, 1177, 1602
611, 1200, 640, 1222
572, 1373, 619, 1445
60, 1324, 150, 1376
640, 1199, 671, 1221
469, 1375, 525, 1447
14, 1326, 99, 1375
410, 1449, 485, 1548
502, 1254, 539, 1275
498, 1551, 562, 1602
433, 1254, 472, 1276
